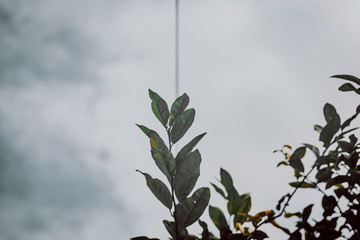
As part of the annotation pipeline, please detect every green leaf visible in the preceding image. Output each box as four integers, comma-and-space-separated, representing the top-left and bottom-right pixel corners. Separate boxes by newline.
236, 193, 251, 214
150, 138, 176, 183
220, 168, 233, 193
131, 237, 160, 240
208, 205, 229, 231
149, 89, 169, 127
251, 230, 268, 240
338, 141, 354, 153
322, 195, 336, 217
284, 212, 301, 218
277, 161, 289, 167
331, 74, 360, 86
289, 147, 306, 172
270, 220, 291, 235
210, 183, 227, 199
320, 103, 341, 148
234, 212, 247, 226
341, 110, 359, 130
175, 132, 207, 167
163, 220, 176, 239
177, 187, 210, 229
174, 150, 201, 201
338, 83, 356, 92
302, 204, 313, 222
136, 124, 165, 143
316, 167, 332, 183
170, 93, 190, 126
289, 182, 314, 188
303, 143, 320, 158
171, 108, 195, 144
136, 170, 172, 209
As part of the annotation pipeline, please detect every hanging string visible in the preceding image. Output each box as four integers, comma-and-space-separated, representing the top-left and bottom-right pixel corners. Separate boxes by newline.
175, 0, 179, 98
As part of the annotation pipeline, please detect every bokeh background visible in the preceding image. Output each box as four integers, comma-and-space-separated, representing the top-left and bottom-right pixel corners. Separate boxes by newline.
0, 0, 359, 239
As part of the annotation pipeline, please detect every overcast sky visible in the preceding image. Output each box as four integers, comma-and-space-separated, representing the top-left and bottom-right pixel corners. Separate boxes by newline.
0, 0, 360, 239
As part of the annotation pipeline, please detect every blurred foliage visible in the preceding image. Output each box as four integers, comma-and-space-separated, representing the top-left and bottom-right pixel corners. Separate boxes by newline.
208, 75, 360, 240
133, 75, 360, 240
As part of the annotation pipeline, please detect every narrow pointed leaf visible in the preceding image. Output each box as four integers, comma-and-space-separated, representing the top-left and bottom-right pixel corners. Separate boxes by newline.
341, 111, 359, 130
171, 108, 195, 144
136, 170, 172, 209
177, 187, 210, 229
175, 132, 207, 167
289, 147, 306, 172
149, 89, 169, 127
210, 183, 226, 199
302, 204, 313, 222
289, 182, 314, 188
208, 205, 228, 231
170, 93, 190, 126
174, 150, 201, 201
331, 74, 360, 86
220, 168, 233, 193
136, 124, 166, 144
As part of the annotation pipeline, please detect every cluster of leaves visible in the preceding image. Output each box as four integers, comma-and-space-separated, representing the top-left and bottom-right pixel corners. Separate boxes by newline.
133, 74, 359, 240
207, 75, 360, 240
132, 90, 210, 240
209, 168, 272, 240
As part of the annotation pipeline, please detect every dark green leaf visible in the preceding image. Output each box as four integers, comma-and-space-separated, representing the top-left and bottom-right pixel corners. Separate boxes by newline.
302, 204, 313, 222
175, 133, 206, 167
174, 150, 201, 201
338, 83, 356, 92
338, 141, 354, 153
326, 176, 348, 189
357, 104, 360, 114
236, 194, 251, 214
341, 110, 359, 130
284, 212, 301, 218
149, 89, 169, 127
322, 195, 336, 217
314, 125, 323, 133
131, 236, 160, 240
198, 220, 210, 240
234, 212, 247, 226
177, 187, 210, 229
171, 108, 195, 144
220, 168, 234, 193
270, 220, 291, 235
277, 161, 289, 167
276, 195, 288, 211
210, 183, 226, 199
163, 220, 176, 239
289, 182, 315, 188
251, 230, 268, 240
136, 124, 166, 143
208, 205, 229, 231
320, 104, 341, 147
289, 147, 306, 172
150, 138, 175, 182
227, 188, 241, 215
331, 74, 360, 86
170, 93, 190, 126
136, 170, 172, 209
303, 143, 320, 158
316, 167, 332, 183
